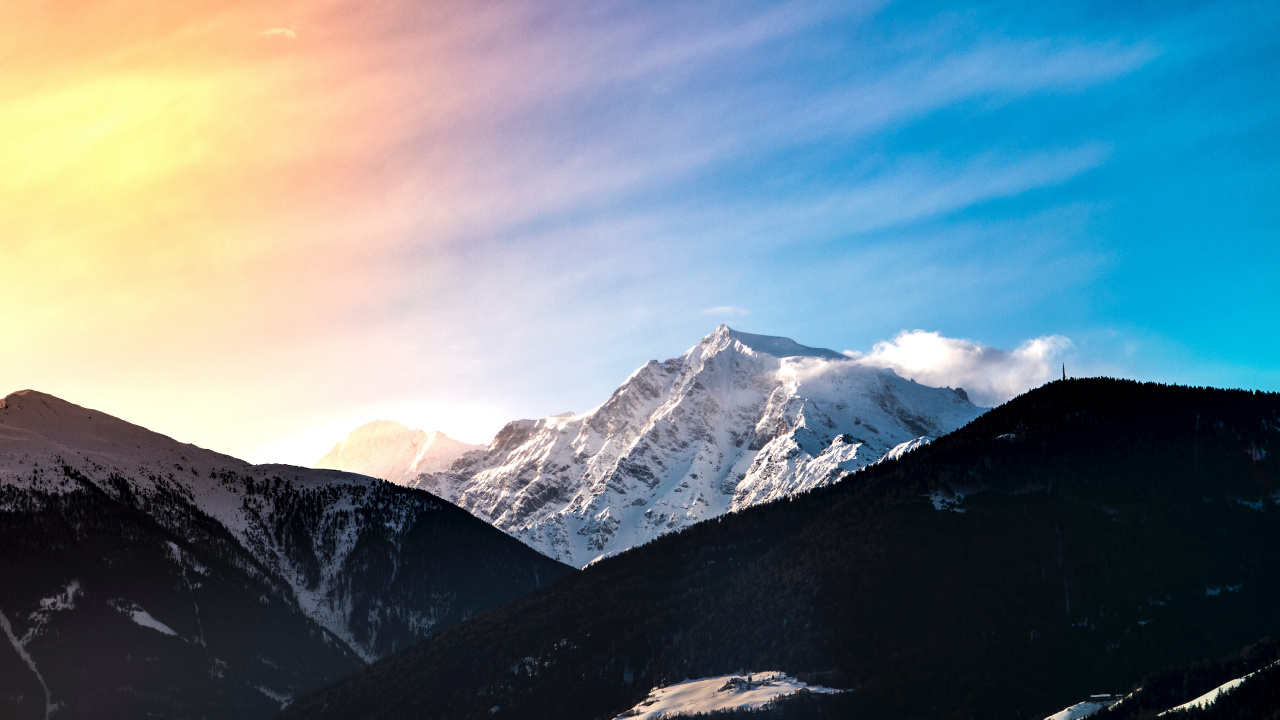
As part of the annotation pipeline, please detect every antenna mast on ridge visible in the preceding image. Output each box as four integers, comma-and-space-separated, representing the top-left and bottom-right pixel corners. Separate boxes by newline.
1062, 363, 1066, 381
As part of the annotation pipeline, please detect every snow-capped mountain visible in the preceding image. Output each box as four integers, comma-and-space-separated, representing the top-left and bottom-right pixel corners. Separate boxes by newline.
0, 390, 570, 720
410, 326, 985, 566
315, 420, 483, 484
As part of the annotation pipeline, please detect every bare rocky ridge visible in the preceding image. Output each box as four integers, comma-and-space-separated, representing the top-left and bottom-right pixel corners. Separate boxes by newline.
315, 420, 483, 485
409, 326, 985, 566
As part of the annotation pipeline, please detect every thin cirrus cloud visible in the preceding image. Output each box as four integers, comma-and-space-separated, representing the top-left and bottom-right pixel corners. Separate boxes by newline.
710, 145, 1113, 247
701, 306, 751, 317
847, 331, 1074, 408
371, 7, 1152, 255
750, 37, 1157, 150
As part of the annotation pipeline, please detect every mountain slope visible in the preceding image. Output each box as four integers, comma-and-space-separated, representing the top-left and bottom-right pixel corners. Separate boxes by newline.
315, 421, 483, 484
0, 390, 573, 720
280, 379, 1280, 720
410, 325, 983, 566
1093, 636, 1280, 720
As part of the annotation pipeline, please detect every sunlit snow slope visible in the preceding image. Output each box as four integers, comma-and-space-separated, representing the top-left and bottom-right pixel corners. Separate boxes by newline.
411, 326, 985, 566
615, 671, 840, 719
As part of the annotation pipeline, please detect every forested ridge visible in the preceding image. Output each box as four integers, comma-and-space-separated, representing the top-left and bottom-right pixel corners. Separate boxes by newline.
0, 456, 573, 720
1102, 636, 1280, 720
281, 379, 1280, 720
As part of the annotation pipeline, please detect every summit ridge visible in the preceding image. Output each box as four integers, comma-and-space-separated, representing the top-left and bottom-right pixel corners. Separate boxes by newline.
720, 325, 848, 361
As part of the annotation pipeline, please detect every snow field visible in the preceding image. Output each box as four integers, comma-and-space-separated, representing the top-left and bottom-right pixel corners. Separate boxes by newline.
615, 671, 841, 719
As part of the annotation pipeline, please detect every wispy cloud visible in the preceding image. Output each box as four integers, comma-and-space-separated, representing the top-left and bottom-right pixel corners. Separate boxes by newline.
701, 306, 750, 317
712, 145, 1111, 244
732, 37, 1157, 153
355, 4, 1150, 251
260, 27, 297, 40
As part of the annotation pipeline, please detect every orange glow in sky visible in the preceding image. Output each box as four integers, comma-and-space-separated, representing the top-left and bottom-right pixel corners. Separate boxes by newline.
2, 1, 498, 460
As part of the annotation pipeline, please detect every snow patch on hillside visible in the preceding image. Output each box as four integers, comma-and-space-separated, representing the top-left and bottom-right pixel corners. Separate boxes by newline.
1159, 660, 1280, 715
1043, 699, 1115, 720
927, 488, 969, 513
0, 609, 58, 720
110, 599, 178, 637
37, 580, 80, 614
616, 671, 841, 719
256, 685, 292, 710
22, 580, 82, 647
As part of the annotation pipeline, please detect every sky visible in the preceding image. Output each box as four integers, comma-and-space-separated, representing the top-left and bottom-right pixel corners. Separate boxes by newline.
2, 0, 1277, 464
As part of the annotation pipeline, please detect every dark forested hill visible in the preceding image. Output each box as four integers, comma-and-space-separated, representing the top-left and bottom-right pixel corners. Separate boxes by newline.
0, 390, 574, 720
280, 379, 1280, 720
1100, 636, 1280, 720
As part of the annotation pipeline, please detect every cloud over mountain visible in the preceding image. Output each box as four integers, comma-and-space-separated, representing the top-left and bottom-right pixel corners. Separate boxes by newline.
847, 330, 1072, 407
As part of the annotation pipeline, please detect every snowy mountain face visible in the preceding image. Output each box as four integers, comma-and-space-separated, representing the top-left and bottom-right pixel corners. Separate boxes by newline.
411, 326, 985, 566
315, 420, 483, 485
0, 390, 570, 720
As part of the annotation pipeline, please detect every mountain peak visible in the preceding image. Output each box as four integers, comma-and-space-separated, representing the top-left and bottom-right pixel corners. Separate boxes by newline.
315, 420, 484, 483
413, 329, 984, 566
1, 388, 245, 473
705, 326, 848, 361
3, 388, 74, 412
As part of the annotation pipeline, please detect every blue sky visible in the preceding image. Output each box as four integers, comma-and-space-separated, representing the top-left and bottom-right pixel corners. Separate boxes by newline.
430, 0, 1279, 406
5, 0, 1277, 462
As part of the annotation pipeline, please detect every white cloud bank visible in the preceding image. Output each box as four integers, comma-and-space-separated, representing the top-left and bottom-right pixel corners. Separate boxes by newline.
846, 330, 1072, 408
